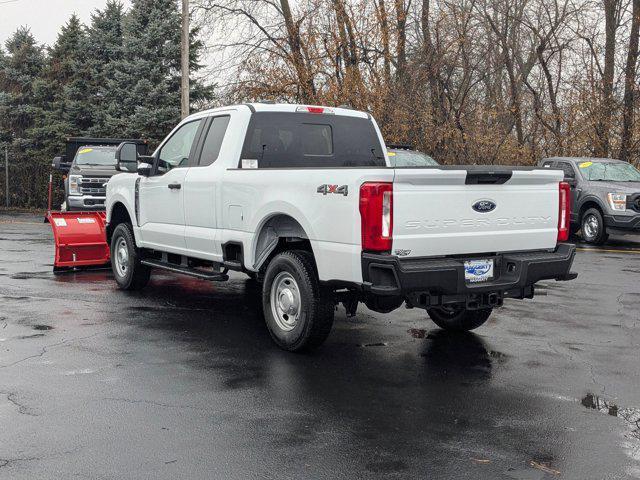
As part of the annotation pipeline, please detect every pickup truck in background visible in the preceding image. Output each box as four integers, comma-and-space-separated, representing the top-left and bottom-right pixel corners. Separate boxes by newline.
53, 137, 148, 211
386, 144, 439, 167
540, 157, 640, 244
106, 103, 576, 351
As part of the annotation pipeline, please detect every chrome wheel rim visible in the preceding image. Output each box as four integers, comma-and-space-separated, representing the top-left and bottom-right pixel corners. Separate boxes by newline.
270, 272, 301, 332
115, 238, 129, 277
583, 214, 599, 239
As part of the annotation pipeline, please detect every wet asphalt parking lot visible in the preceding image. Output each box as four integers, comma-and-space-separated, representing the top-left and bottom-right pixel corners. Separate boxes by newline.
0, 212, 639, 479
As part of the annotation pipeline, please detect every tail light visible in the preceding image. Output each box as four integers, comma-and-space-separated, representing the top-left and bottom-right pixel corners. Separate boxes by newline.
557, 181, 571, 242
359, 182, 393, 252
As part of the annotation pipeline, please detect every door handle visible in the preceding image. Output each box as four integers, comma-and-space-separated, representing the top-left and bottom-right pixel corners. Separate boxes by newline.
168, 183, 181, 190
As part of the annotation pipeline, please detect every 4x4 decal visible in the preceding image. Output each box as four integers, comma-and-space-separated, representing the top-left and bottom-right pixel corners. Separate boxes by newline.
317, 184, 348, 196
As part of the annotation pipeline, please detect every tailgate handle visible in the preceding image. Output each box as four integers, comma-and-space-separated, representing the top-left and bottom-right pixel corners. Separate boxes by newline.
168, 183, 182, 190
465, 171, 512, 185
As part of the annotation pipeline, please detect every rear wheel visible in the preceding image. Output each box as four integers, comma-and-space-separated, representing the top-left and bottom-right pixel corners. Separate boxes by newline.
110, 223, 150, 290
427, 304, 493, 331
262, 250, 334, 351
581, 207, 608, 245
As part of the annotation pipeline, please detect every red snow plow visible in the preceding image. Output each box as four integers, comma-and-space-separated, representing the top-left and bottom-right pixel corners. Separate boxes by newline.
45, 176, 110, 272
44, 137, 147, 272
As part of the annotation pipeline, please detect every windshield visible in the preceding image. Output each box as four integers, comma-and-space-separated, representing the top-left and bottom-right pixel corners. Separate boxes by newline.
578, 161, 640, 182
388, 149, 438, 167
74, 147, 117, 166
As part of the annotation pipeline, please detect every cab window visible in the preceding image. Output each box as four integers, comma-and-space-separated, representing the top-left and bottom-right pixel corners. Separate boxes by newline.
198, 116, 230, 167
240, 112, 384, 168
558, 162, 576, 180
157, 120, 202, 172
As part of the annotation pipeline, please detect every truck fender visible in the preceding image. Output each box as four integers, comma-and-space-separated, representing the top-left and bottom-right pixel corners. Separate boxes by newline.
577, 195, 607, 217
251, 206, 316, 271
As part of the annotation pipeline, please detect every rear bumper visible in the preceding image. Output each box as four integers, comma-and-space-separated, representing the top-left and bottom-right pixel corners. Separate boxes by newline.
362, 244, 576, 309
604, 214, 640, 233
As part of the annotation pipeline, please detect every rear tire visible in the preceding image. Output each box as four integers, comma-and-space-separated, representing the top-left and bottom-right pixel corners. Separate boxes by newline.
581, 207, 608, 245
262, 250, 334, 352
427, 304, 493, 331
110, 223, 150, 290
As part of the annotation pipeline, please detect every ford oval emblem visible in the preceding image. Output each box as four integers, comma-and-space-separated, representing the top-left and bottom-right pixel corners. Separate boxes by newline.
472, 200, 496, 213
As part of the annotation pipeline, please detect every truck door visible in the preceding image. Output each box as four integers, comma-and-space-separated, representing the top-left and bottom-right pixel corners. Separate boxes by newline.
138, 119, 203, 252
183, 115, 231, 260
557, 161, 579, 224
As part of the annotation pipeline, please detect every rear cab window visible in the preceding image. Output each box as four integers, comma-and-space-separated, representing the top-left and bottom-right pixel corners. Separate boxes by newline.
240, 112, 385, 168
198, 115, 230, 167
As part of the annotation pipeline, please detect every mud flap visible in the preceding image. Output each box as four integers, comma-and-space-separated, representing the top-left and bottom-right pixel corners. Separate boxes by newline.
46, 211, 110, 271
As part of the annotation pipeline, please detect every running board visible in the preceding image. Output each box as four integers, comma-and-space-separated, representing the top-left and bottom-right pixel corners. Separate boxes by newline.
141, 259, 229, 281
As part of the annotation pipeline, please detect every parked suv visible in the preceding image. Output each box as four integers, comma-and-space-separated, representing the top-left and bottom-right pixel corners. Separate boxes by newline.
540, 157, 640, 244
386, 145, 439, 167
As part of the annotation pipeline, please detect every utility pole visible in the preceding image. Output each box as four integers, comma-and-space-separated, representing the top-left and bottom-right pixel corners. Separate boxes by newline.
181, 0, 190, 119
4, 144, 8, 208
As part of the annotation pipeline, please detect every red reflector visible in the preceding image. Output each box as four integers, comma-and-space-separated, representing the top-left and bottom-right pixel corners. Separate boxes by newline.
359, 182, 393, 252
306, 106, 324, 114
557, 181, 571, 242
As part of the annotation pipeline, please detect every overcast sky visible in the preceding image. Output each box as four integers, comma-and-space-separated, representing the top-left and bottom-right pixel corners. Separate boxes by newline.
0, 0, 132, 48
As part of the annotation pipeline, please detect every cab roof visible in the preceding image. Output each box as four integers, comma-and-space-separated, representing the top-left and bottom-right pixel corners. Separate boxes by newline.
186, 103, 370, 121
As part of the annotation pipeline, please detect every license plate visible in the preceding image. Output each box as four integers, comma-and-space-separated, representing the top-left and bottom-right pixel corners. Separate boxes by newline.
464, 259, 494, 283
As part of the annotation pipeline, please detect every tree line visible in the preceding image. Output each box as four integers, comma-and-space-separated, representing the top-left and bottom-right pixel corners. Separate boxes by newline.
196, 0, 640, 166
0, 0, 210, 208
1, 0, 640, 208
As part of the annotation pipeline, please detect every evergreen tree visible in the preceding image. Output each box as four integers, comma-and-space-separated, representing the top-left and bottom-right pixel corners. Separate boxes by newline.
0, 28, 46, 207
85, 0, 126, 136
30, 15, 93, 159
104, 0, 211, 143
0, 28, 45, 150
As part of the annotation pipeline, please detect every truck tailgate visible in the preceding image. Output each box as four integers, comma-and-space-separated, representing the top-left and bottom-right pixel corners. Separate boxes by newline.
392, 168, 563, 257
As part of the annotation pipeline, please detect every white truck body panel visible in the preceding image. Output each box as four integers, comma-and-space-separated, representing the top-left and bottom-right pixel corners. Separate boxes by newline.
221, 168, 393, 283
392, 168, 562, 258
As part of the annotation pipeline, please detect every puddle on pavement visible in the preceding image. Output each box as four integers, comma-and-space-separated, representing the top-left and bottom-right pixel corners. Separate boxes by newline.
581, 393, 640, 441
129, 305, 166, 313
359, 342, 388, 347
418, 330, 500, 382
11, 272, 51, 280
16, 333, 46, 339
32, 325, 53, 331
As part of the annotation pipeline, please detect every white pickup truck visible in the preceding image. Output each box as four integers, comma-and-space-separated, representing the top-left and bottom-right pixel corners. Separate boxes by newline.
106, 103, 576, 351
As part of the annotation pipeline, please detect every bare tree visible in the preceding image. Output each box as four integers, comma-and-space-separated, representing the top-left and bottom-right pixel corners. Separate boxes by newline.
620, 0, 640, 159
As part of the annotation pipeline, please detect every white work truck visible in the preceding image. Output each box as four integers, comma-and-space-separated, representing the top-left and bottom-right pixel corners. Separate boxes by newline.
106, 103, 576, 351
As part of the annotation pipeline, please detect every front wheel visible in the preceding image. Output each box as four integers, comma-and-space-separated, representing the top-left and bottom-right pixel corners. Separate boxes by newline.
581, 207, 608, 245
262, 250, 334, 352
110, 223, 151, 290
427, 305, 493, 331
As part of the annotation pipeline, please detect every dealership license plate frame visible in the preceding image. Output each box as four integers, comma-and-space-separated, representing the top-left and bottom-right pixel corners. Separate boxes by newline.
463, 259, 494, 283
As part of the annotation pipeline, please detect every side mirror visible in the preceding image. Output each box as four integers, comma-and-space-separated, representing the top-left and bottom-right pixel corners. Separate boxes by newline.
52, 155, 71, 172
137, 162, 152, 177
565, 177, 577, 187
115, 142, 139, 172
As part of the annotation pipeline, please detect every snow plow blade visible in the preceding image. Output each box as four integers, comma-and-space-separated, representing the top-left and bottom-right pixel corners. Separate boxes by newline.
46, 211, 110, 271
